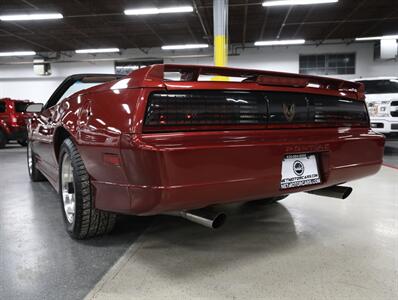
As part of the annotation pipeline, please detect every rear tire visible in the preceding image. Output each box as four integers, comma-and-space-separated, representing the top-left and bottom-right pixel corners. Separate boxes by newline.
27, 140, 46, 181
59, 138, 116, 239
0, 131, 6, 149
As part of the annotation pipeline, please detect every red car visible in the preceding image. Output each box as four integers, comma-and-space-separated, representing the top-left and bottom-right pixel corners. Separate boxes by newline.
26, 65, 385, 239
0, 98, 32, 148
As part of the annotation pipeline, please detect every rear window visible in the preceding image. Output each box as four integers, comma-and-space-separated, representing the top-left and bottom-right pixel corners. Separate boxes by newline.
0, 101, 5, 113
14, 102, 30, 113
358, 79, 398, 94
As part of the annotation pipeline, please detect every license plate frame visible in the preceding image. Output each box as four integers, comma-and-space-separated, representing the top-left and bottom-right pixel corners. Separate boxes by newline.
280, 154, 321, 190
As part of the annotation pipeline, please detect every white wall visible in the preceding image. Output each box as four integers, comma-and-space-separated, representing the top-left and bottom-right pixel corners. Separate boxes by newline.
0, 42, 397, 103
0, 61, 114, 102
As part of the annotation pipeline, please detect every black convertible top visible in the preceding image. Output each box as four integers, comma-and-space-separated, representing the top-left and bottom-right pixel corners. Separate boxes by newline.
45, 73, 124, 109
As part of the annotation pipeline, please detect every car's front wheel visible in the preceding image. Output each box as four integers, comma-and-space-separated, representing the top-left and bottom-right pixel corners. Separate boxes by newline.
27, 140, 46, 181
59, 138, 116, 239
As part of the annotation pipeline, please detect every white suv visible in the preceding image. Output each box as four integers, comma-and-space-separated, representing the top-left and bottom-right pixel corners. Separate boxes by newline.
354, 77, 398, 134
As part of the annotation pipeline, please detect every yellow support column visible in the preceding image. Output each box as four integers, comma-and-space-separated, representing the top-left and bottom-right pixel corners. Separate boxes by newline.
213, 0, 228, 81
214, 35, 227, 67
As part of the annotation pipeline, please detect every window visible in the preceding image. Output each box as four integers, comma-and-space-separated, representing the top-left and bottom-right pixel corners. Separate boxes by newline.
115, 60, 163, 76
357, 79, 398, 94
44, 75, 121, 109
299, 53, 355, 75
0, 101, 5, 113
14, 102, 30, 113
60, 81, 104, 101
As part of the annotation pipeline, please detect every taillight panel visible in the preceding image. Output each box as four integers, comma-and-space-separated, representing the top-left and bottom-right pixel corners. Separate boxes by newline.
310, 96, 369, 127
145, 91, 268, 127
143, 90, 369, 133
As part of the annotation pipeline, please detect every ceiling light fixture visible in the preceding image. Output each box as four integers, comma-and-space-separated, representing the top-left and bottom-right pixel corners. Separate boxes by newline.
355, 35, 398, 41
262, 0, 338, 7
0, 51, 36, 57
0, 13, 63, 21
124, 6, 193, 16
75, 48, 120, 54
254, 39, 306, 46
162, 44, 209, 50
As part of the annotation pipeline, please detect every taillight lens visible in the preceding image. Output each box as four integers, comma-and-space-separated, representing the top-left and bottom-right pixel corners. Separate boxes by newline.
265, 93, 369, 128
143, 91, 369, 132
144, 90, 268, 128
311, 96, 369, 127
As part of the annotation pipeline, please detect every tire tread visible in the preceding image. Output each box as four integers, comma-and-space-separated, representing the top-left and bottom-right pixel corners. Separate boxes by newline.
61, 138, 116, 239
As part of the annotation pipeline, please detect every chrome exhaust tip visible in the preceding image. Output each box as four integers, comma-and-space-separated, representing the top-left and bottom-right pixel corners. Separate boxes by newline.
307, 185, 353, 199
166, 211, 227, 229
209, 213, 227, 229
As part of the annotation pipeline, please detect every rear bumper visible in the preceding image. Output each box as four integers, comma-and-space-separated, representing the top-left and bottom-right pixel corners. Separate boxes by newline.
92, 128, 385, 215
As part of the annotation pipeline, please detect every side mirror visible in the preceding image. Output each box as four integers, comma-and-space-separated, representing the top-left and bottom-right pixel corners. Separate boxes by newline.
26, 103, 44, 113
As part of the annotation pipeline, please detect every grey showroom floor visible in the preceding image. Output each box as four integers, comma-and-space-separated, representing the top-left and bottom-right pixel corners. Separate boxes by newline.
0, 137, 397, 300
0, 144, 151, 300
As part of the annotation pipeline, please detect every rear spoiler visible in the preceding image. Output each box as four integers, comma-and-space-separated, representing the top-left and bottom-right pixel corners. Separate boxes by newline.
126, 64, 365, 100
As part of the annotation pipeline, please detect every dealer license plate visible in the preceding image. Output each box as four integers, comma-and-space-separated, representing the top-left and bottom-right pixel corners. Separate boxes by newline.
281, 154, 321, 189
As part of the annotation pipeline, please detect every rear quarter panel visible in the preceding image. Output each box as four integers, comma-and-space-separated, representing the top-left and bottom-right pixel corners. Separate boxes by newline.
72, 88, 142, 184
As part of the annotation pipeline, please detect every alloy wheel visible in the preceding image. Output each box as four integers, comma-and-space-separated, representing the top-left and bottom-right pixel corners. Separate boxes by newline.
27, 142, 33, 176
61, 153, 76, 224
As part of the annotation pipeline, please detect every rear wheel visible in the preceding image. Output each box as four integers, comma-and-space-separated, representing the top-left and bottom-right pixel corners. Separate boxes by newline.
59, 138, 116, 239
27, 140, 46, 181
0, 131, 6, 149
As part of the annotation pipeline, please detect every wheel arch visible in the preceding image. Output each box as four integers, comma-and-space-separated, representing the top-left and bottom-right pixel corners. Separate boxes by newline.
53, 126, 76, 162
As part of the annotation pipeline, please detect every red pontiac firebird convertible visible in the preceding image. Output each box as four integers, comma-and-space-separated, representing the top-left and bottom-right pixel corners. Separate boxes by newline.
26, 64, 385, 239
